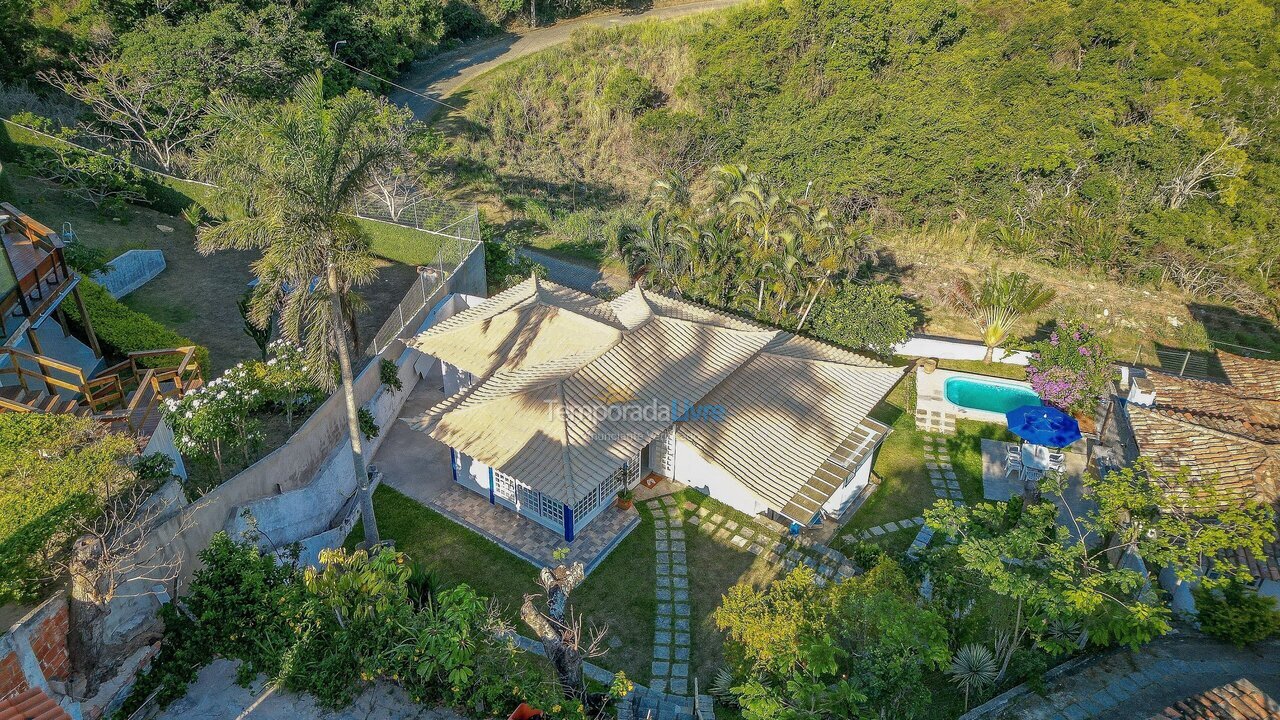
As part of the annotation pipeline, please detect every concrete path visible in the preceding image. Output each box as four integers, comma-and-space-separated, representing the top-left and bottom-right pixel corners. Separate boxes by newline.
392, 0, 749, 118
155, 659, 464, 720
991, 632, 1280, 720
521, 247, 629, 294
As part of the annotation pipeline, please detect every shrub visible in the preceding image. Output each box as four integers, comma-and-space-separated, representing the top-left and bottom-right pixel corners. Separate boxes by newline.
1193, 580, 1280, 648
61, 279, 210, 376
1025, 323, 1111, 414
0, 414, 137, 604
600, 66, 656, 116
810, 282, 916, 356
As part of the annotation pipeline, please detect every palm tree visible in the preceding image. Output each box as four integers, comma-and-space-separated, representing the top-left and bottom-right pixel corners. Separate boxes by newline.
194, 71, 401, 547
959, 268, 1056, 362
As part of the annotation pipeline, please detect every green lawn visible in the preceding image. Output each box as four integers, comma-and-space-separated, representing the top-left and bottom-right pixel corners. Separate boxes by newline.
936, 359, 1028, 380
349, 485, 655, 684
947, 419, 1017, 505
845, 376, 935, 534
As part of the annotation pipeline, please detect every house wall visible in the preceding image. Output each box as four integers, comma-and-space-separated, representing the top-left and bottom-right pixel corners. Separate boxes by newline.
671, 434, 772, 518
822, 454, 875, 516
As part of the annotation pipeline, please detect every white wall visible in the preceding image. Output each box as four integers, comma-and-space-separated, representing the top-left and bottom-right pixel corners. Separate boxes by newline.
822, 454, 874, 516
894, 334, 1032, 365
672, 435, 771, 518
456, 452, 490, 499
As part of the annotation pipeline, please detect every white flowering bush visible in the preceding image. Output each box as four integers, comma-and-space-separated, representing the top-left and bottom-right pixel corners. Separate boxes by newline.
255, 340, 320, 428
164, 362, 265, 478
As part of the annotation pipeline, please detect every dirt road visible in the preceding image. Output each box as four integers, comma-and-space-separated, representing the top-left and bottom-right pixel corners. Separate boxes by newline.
391, 0, 747, 118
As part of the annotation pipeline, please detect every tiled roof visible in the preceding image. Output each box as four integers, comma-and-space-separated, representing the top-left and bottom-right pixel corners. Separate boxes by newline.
1149, 678, 1280, 720
680, 351, 902, 522
0, 688, 72, 720
408, 281, 902, 512
1145, 372, 1280, 444
1220, 517, 1280, 582
1220, 352, 1280, 398
1125, 405, 1280, 505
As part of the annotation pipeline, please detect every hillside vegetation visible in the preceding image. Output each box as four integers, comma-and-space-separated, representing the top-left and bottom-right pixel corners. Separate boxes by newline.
447, 0, 1280, 345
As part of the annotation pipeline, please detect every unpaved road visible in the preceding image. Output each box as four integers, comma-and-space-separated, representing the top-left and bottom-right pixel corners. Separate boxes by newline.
391, 0, 748, 118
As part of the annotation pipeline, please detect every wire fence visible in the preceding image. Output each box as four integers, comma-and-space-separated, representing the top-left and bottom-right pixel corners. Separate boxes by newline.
1133, 340, 1273, 379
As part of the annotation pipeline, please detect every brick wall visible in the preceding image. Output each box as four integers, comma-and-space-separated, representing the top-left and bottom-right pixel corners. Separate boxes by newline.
0, 652, 27, 701
29, 604, 69, 683
0, 594, 69, 703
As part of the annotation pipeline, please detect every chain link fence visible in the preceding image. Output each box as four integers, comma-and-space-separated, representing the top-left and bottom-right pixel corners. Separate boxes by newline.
355, 197, 481, 358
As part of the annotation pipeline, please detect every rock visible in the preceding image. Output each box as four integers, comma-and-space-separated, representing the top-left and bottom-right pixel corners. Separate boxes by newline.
157, 224, 174, 233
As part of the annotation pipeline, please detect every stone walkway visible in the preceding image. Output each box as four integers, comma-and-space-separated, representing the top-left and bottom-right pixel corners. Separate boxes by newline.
648, 497, 692, 696
908, 434, 965, 557
847, 516, 925, 540
689, 505, 857, 583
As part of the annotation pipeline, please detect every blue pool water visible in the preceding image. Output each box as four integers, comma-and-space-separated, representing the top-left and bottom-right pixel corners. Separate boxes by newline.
944, 377, 1041, 414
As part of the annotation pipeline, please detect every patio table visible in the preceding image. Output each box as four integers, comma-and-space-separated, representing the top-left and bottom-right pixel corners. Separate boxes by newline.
1020, 443, 1049, 472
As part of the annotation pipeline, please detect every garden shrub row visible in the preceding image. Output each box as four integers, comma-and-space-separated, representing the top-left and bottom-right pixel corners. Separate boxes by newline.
63, 278, 210, 376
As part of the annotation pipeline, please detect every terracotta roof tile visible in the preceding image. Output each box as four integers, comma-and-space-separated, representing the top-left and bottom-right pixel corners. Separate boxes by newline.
0, 688, 72, 720
1220, 352, 1280, 398
1145, 372, 1280, 444
1148, 678, 1280, 720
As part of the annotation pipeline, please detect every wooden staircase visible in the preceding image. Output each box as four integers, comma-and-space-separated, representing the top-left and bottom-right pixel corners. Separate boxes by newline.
0, 346, 202, 443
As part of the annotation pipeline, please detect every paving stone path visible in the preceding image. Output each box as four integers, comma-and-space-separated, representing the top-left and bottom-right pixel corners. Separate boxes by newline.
689, 504, 857, 583
846, 516, 926, 541
647, 497, 693, 697
907, 434, 965, 558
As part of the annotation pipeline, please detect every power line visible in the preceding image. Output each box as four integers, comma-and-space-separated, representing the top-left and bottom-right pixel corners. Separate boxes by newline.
329, 54, 467, 116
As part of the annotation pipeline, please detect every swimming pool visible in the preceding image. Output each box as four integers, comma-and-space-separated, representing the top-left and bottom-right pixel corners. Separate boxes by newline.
944, 376, 1042, 415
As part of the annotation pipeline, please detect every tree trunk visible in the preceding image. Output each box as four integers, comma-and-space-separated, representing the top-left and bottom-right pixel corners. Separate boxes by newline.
983, 344, 995, 363
328, 265, 379, 547
67, 537, 109, 696
521, 564, 587, 699
341, 293, 361, 354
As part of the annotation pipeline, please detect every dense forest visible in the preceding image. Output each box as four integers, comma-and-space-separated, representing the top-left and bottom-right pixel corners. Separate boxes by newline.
452, 0, 1280, 318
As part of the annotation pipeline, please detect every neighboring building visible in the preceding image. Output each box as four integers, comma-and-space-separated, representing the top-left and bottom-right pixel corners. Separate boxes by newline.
1120, 351, 1280, 601
0, 202, 196, 469
407, 277, 904, 541
1147, 678, 1280, 720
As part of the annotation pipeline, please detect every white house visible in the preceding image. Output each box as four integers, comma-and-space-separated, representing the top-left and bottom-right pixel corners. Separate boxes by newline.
405, 277, 904, 541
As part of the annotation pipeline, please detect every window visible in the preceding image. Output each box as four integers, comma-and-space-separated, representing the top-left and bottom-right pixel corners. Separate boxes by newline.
540, 493, 563, 523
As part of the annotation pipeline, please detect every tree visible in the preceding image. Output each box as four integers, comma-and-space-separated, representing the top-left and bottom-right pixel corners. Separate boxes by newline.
811, 282, 915, 356
715, 560, 949, 720
520, 562, 606, 705
1193, 580, 1280, 648
925, 459, 1277, 660
955, 268, 1055, 363
40, 54, 214, 172
195, 71, 404, 547
238, 289, 272, 361
948, 643, 998, 710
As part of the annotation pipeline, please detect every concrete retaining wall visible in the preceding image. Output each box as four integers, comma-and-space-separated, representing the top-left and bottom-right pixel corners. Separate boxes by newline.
893, 334, 1032, 365
92, 249, 166, 299
103, 240, 486, 620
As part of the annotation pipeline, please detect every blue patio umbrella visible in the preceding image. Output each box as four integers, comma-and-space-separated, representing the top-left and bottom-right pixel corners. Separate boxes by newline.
1004, 405, 1082, 448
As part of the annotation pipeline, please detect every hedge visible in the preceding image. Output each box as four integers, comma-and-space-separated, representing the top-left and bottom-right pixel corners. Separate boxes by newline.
63, 278, 210, 377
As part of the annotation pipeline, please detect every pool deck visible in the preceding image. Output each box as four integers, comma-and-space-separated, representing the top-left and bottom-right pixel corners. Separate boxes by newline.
915, 366, 1036, 433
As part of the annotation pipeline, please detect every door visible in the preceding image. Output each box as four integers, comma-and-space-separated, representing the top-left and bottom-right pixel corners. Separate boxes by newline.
651, 427, 676, 478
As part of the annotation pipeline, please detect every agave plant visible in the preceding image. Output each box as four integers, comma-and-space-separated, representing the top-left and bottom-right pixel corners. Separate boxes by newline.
948, 643, 999, 710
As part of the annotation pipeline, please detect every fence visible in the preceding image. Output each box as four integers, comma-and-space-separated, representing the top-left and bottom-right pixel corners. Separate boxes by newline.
1134, 340, 1274, 379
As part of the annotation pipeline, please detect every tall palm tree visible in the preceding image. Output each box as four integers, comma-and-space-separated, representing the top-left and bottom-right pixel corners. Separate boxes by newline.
194, 71, 401, 547
959, 268, 1056, 362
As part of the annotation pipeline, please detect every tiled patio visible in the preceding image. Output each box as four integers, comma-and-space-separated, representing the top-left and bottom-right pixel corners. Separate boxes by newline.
374, 366, 639, 574
980, 438, 1096, 542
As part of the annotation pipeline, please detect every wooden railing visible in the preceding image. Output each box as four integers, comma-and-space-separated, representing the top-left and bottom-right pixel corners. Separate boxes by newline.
0, 345, 201, 437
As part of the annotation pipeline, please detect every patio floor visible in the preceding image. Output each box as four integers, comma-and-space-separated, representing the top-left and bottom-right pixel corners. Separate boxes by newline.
980, 438, 1096, 542
373, 364, 639, 573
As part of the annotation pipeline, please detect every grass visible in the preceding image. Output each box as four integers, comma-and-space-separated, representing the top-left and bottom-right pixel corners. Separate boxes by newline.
845, 376, 934, 534
7, 173, 424, 373
936, 358, 1028, 380
947, 419, 1017, 505
348, 485, 656, 684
